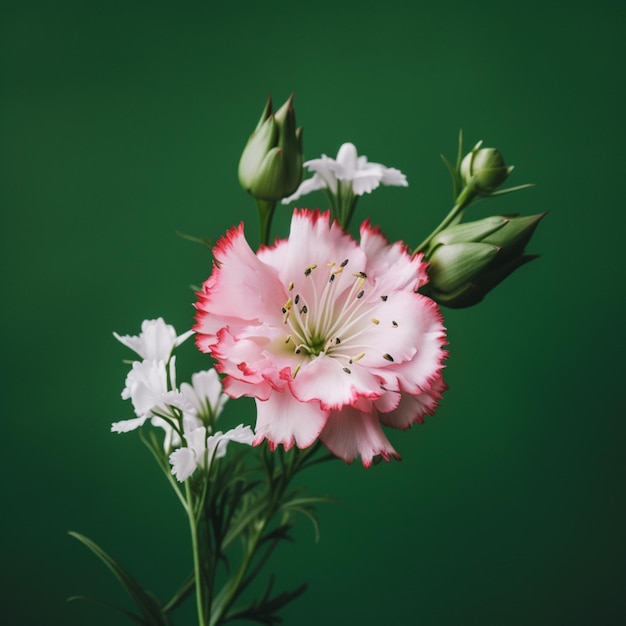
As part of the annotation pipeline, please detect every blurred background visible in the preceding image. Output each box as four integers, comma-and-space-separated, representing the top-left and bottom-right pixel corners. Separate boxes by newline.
2, 1, 625, 624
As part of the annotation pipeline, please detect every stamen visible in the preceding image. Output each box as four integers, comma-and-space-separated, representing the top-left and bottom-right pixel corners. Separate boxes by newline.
292, 363, 301, 379
288, 281, 294, 291
371, 318, 380, 325
300, 305, 308, 314
352, 352, 366, 362
392, 320, 398, 328
335, 337, 341, 344
357, 290, 364, 299
328, 273, 335, 283
340, 259, 349, 267
381, 295, 388, 302
343, 367, 351, 374
353, 271, 367, 279
285, 335, 292, 344
304, 264, 317, 276
295, 294, 300, 305
383, 353, 394, 362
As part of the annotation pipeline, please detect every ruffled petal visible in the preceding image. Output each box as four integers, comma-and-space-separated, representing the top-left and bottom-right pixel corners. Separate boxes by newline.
169, 447, 197, 482
111, 415, 148, 433
194, 224, 286, 350
379, 374, 447, 429
320, 406, 400, 467
290, 353, 383, 409
360, 220, 428, 291
253, 391, 329, 450
380, 166, 408, 187
350, 169, 384, 196
209, 424, 255, 459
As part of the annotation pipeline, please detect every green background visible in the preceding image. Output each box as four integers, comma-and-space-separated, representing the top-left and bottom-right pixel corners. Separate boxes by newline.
2, 1, 625, 624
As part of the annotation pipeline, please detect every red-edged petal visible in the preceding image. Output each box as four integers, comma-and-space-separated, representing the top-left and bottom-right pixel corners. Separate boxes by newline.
320, 406, 400, 467
360, 220, 428, 291
253, 391, 329, 451
289, 354, 383, 410
379, 373, 447, 429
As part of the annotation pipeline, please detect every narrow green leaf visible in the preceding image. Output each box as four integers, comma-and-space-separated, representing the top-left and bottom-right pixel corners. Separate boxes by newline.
68, 531, 168, 626
162, 570, 195, 613
67, 594, 146, 625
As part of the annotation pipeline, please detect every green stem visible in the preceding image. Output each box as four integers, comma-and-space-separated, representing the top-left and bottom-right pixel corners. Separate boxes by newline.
257, 199, 276, 246
186, 481, 209, 626
413, 183, 476, 254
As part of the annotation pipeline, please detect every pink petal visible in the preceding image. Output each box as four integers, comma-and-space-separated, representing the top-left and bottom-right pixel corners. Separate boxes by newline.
290, 353, 383, 410
194, 224, 285, 349
269, 209, 364, 287
360, 220, 429, 290
253, 391, 329, 451
320, 406, 400, 467
388, 296, 447, 394
380, 373, 447, 429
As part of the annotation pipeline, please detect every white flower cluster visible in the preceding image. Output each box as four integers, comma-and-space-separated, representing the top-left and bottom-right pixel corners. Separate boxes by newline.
112, 318, 254, 481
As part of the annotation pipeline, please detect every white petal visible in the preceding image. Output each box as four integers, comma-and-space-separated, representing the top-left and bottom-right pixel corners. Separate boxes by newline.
209, 424, 255, 460
180, 369, 228, 420
114, 318, 184, 362
169, 448, 197, 482
111, 415, 148, 433
380, 166, 408, 187
350, 169, 384, 195
281, 174, 327, 204
334, 143, 359, 177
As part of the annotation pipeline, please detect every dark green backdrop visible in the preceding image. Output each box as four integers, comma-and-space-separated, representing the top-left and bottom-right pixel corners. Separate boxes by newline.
2, 1, 625, 624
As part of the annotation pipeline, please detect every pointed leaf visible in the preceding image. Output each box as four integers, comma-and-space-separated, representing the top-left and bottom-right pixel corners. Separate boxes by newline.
68, 531, 169, 626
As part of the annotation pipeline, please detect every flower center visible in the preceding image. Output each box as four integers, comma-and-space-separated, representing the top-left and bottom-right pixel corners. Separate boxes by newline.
280, 259, 393, 376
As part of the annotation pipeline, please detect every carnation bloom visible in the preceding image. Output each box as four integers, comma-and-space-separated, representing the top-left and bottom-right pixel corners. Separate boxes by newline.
194, 209, 447, 467
281, 142, 407, 204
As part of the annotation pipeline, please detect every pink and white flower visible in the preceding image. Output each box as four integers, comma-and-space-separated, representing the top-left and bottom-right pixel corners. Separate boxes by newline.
194, 209, 447, 467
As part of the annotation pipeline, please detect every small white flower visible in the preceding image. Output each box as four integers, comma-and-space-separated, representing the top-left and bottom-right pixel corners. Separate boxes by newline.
112, 358, 187, 433
113, 318, 193, 362
282, 142, 407, 204
180, 370, 228, 422
169, 424, 255, 482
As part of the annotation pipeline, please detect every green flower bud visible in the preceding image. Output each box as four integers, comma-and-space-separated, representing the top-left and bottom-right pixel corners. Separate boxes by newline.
422, 213, 545, 308
238, 94, 303, 202
460, 142, 513, 193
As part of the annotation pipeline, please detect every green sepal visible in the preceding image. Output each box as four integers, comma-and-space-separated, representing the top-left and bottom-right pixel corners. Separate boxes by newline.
481, 212, 546, 259
427, 242, 499, 293
430, 215, 509, 247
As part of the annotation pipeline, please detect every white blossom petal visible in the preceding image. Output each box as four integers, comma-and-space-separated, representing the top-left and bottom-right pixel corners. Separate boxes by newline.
281, 143, 407, 204
169, 447, 197, 482
114, 318, 193, 361
180, 369, 228, 420
169, 424, 254, 482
